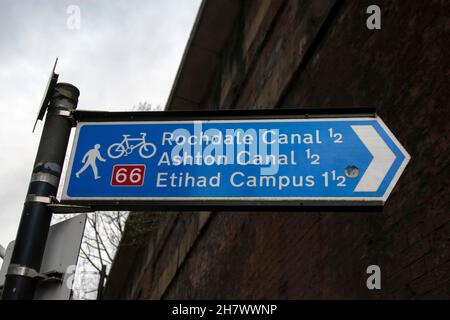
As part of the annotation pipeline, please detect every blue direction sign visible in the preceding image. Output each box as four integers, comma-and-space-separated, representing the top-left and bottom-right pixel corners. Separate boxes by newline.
62, 116, 410, 206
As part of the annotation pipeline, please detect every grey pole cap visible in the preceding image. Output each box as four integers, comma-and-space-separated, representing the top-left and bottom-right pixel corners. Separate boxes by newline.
53, 83, 80, 104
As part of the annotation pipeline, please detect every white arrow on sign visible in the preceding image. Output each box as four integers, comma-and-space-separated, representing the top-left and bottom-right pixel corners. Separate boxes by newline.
352, 125, 396, 192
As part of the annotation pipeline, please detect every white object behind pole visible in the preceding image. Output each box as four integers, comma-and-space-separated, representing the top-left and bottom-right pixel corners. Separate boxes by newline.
0, 244, 5, 260
0, 214, 87, 299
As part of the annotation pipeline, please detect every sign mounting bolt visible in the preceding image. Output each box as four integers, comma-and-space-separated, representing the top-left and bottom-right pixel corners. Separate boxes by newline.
345, 165, 360, 178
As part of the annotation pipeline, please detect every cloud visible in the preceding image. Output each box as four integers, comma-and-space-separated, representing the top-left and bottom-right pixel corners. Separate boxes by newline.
0, 0, 201, 246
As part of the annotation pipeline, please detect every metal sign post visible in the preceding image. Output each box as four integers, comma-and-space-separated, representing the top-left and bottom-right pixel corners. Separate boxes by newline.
1, 83, 79, 300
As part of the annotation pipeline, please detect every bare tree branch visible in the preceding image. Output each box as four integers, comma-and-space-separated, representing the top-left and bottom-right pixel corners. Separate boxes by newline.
80, 247, 102, 273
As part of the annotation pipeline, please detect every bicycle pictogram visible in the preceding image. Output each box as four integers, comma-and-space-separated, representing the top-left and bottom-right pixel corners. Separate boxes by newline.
107, 132, 157, 159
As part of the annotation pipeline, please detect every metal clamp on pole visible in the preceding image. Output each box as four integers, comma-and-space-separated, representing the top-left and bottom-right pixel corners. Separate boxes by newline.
47, 108, 72, 117
7, 264, 45, 280
47, 108, 76, 126
7, 265, 63, 284
24, 194, 53, 205
30, 172, 60, 189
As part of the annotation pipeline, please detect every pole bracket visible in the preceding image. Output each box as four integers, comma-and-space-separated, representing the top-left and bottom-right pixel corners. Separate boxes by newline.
47, 108, 76, 126
47, 197, 93, 214
24, 195, 92, 213
25, 195, 53, 204
6, 264, 63, 283
48, 108, 72, 117
48, 203, 94, 214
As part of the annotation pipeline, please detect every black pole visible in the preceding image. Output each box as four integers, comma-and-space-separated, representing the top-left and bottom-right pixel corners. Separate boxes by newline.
1, 83, 79, 300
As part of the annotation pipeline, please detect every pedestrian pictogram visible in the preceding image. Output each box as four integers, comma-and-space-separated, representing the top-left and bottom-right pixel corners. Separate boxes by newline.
75, 144, 106, 180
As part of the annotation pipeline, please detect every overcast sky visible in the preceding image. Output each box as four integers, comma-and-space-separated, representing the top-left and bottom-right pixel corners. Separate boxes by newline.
0, 0, 201, 248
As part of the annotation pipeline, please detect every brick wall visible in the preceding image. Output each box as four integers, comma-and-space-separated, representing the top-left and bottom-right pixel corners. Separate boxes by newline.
104, 0, 449, 299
